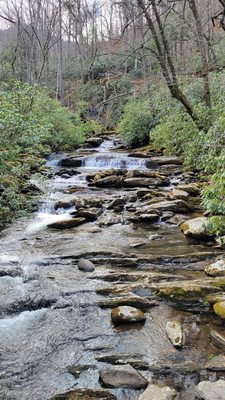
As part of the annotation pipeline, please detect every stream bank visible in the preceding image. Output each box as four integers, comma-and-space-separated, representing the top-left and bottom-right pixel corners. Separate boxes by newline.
0, 136, 224, 400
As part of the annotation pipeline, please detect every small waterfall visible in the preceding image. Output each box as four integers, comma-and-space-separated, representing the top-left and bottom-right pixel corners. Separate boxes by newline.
82, 154, 147, 170
97, 140, 117, 152
46, 153, 61, 168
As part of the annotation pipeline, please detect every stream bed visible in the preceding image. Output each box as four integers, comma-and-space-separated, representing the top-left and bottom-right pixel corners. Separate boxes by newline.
0, 137, 224, 400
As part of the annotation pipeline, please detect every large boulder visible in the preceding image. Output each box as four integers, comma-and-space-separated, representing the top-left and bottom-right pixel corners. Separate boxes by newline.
195, 380, 225, 400
139, 384, 177, 400
205, 259, 225, 277
180, 217, 212, 240
111, 305, 146, 323
99, 365, 147, 388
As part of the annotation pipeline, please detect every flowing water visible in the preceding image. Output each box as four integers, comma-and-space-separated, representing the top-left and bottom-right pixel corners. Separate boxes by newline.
0, 138, 224, 400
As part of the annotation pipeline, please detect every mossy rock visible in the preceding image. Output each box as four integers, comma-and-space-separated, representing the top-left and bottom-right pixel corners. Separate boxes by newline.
213, 301, 225, 319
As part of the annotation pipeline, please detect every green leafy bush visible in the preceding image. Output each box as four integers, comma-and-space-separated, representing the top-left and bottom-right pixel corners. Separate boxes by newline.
118, 99, 157, 147
0, 81, 101, 226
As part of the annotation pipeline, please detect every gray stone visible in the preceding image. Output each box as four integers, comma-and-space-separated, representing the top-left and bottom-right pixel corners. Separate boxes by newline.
99, 365, 147, 388
139, 384, 177, 400
205, 259, 225, 277
165, 321, 185, 347
195, 380, 225, 400
180, 217, 212, 240
78, 258, 95, 272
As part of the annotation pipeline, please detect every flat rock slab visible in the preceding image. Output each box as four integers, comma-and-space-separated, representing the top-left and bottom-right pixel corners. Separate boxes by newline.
99, 364, 147, 388
165, 321, 185, 347
139, 384, 177, 400
210, 330, 225, 349
47, 218, 86, 229
50, 388, 116, 400
78, 258, 95, 272
195, 380, 225, 400
205, 259, 225, 277
111, 305, 146, 324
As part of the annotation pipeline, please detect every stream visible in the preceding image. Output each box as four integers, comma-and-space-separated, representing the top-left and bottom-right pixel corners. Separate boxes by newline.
0, 136, 224, 400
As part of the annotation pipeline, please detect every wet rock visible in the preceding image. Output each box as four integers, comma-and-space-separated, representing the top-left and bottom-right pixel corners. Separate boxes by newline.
156, 280, 221, 310
78, 258, 95, 272
177, 183, 200, 196
168, 215, 186, 225
47, 217, 86, 229
85, 137, 103, 147
169, 188, 189, 201
99, 295, 156, 310
67, 364, 97, 378
72, 208, 101, 221
161, 212, 174, 222
139, 384, 177, 400
149, 234, 164, 241
95, 353, 148, 369
98, 212, 125, 226
147, 156, 182, 166
124, 178, 156, 187
93, 176, 124, 188
51, 388, 116, 400
180, 217, 212, 240
129, 240, 146, 248
206, 355, 225, 371
137, 189, 152, 198
107, 198, 125, 210
111, 305, 146, 323
195, 380, 225, 400
148, 200, 191, 214
210, 330, 225, 349
137, 213, 160, 223
54, 198, 78, 210
61, 157, 82, 167
149, 358, 199, 377
213, 301, 225, 319
99, 365, 147, 388
205, 259, 225, 277
165, 321, 185, 347
126, 169, 157, 178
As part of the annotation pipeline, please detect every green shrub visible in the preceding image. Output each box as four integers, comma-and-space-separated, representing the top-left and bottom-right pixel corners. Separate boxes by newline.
0, 80, 102, 226
118, 99, 157, 147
